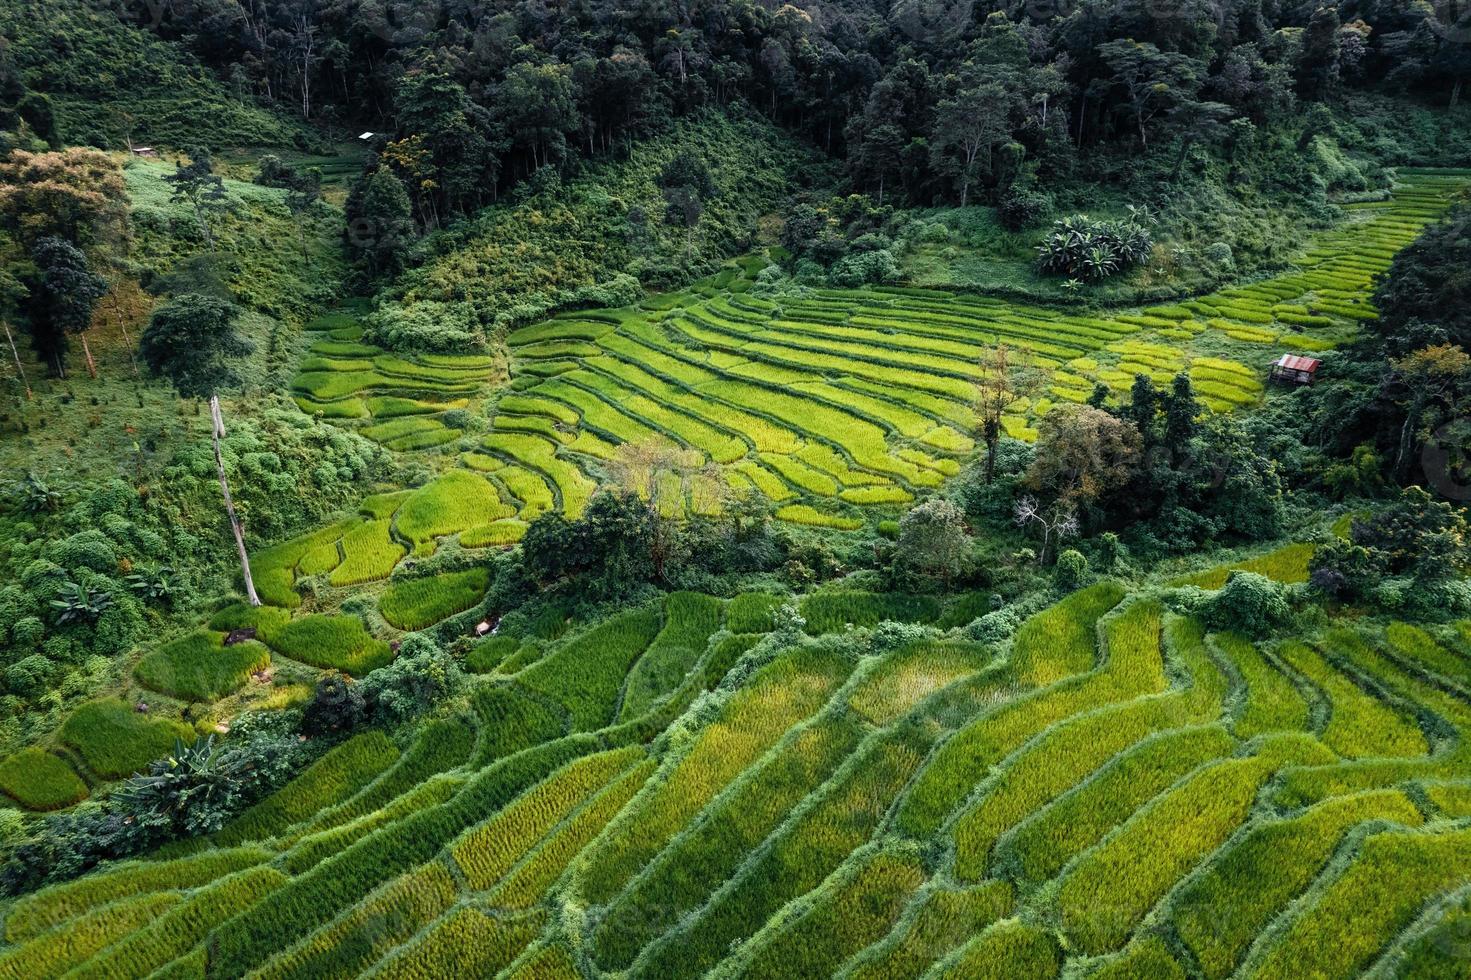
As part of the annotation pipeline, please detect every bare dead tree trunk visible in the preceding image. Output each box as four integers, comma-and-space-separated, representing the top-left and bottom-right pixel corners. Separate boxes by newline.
3, 321, 30, 399
212, 394, 261, 606
80, 333, 97, 379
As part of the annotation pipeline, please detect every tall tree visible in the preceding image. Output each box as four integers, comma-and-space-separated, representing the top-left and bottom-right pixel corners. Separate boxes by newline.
29, 236, 106, 377
165, 150, 232, 251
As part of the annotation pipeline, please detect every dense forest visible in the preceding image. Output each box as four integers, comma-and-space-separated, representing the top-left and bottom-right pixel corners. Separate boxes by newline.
0, 0, 1470, 977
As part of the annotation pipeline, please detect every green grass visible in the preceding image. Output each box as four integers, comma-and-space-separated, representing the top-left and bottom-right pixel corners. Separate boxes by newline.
846, 884, 1013, 980
1009, 580, 1126, 685
994, 725, 1238, 888
635, 722, 931, 977
59, 700, 196, 780
217, 732, 400, 846
933, 921, 1060, 980
592, 716, 865, 970
451, 748, 644, 890
327, 519, 406, 586
1214, 633, 1311, 737
735, 850, 925, 980
267, 614, 394, 676
251, 864, 458, 980
514, 607, 663, 731
1277, 642, 1428, 759
1248, 826, 1471, 978
726, 592, 785, 633
0, 892, 179, 979
5, 847, 269, 942
0, 748, 87, 811
379, 568, 492, 631
470, 685, 569, 768
578, 647, 853, 907
800, 590, 941, 633
134, 630, 271, 702
397, 471, 516, 552
618, 593, 724, 721
1057, 736, 1335, 954
1173, 790, 1424, 978
366, 906, 542, 979
898, 598, 1163, 838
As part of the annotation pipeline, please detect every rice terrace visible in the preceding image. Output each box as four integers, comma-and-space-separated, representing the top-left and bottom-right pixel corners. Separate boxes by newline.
3, 1, 1471, 978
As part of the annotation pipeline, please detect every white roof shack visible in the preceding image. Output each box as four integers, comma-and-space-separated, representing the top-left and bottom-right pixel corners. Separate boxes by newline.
358, 132, 376, 140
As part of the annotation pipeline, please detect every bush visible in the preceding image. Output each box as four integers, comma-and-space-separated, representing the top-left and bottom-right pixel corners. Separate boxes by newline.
998, 188, 1051, 231
1197, 572, 1290, 637
358, 635, 464, 728
1054, 550, 1090, 591
1036, 215, 1152, 281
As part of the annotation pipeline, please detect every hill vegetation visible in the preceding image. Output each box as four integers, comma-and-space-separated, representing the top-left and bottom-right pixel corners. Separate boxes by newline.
1, 0, 1471, 977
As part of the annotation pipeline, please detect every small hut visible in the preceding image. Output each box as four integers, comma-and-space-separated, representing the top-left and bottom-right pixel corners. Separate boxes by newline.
130, 147, 159, 159
1270, 354, 1321, 385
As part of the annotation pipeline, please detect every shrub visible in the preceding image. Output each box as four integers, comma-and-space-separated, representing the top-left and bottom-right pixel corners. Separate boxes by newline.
0, 748, 86, 811
135, 630, 271, 702
1053, 549, 1089, 590
59, 700, 196, 780
358, 635, 464, 728
1197, 572, 1290, 637
1036, 215, 1152, 281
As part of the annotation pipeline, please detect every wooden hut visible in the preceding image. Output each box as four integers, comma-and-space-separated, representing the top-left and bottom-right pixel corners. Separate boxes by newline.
1270, 354, 1321, 385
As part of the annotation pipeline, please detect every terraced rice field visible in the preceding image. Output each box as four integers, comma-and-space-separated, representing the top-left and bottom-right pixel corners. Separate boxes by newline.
289, 176, 1463, 536
491, 173, 1463, 530
291, 312, 498, 450
24, 575, 1471, 977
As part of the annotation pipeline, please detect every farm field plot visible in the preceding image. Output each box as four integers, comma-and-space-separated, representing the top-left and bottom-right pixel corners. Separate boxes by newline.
30, 574, 1471, 978
481, 175, 1465, 531
290, 311, 495, 451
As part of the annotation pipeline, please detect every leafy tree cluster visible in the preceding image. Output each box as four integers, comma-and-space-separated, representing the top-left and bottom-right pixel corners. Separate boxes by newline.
977, 372, 1283, 560
102, 0, 1467, 234
1310, 487, 1471, 611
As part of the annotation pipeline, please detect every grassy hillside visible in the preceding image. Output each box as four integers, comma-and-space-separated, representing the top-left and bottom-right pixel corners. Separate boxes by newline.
371, 112, 831, 344
0, 0, 307, 149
